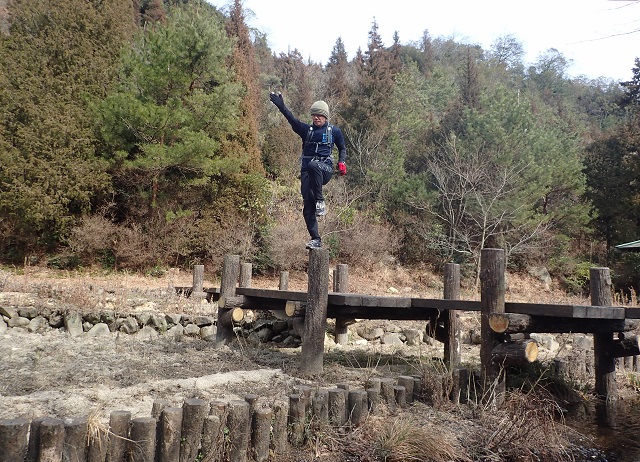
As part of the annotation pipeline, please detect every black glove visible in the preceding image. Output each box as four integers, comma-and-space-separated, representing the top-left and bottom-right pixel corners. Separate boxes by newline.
270, 92, 285, 109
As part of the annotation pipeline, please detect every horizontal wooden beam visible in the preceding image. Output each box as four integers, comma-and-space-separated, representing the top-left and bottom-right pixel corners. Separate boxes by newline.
205, 287, 631, 321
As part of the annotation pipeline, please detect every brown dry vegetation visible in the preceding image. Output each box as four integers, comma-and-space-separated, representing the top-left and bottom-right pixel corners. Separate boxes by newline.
0, 264, 630, 461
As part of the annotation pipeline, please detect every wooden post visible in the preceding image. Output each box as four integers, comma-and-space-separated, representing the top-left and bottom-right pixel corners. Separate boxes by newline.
159, 407, 182, 462
240, 263, 252, 288
347, 390, 368, 427
288, 394, 305, 446
397, 376, 415, 403
271, 399, 288, 456
333, 264, 353, 345
64, 417, 88, 462
300, 249, 330, 374
480, 248, 506, 406
216, 255, 240, 344
192, 265, 205, 298
328, 388, 347, 427
106, 410, 130, 462
201, 415, 223, 462
227, 400, 250, 462
129, 418, 156, 462
394, 386, 407, 409
443, 263, 461, 370
0, 418, 30, 462
279, 271, 289, 290
591, 267, 618, 402
180, 398, 208, 462
312, 388, 329, 423
251, 408, 272, 462
39, 418, 65, 462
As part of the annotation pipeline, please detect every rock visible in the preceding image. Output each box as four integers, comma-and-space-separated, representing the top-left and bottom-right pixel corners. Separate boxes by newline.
87, 323, 111, 337
527, 266, 552, 290
64, 312, 84, 337
272, 320, 288, 334
18, 307, 38, 319
150, 314, 168, 332
0, 306, 17, 319
381, 332, 404, 345
387, 287, 399, 294
194, 316, 214, 327
200, 325, 217, 341
403, 329, 423, 346
165, 313, 182, 326
135, 312, 153, 326
83, 313, 102, 324
119, 317, 140, 335
531, 333, 559, 352
184, 324, 200, 336
27, 316, 50, 333
356, 326, 384, 341
7, 317, 29, 328
167, 324, 184, 339
0, 317, 6, 333
136, 325, 159, 340
48, 313, 64, 328
573, 334, 593, 350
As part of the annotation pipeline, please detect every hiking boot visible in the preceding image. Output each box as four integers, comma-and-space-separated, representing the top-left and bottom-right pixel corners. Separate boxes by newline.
315, 200, 326, 216
305, 238, 322, 249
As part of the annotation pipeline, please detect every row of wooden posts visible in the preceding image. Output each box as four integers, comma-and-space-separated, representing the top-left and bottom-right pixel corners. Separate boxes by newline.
209, 248, 637, 405
0, 375, 428, 462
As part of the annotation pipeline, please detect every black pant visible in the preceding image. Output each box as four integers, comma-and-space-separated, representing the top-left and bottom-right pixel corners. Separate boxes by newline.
300, 159, 333, 240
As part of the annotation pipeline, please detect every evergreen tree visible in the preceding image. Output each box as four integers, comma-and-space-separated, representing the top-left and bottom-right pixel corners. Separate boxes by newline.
0, 0, 136, 256
94, 4, 244, 215
221, 0, 263, 173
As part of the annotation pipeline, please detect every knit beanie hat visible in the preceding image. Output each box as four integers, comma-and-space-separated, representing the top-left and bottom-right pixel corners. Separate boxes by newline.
310, 100, 330, 119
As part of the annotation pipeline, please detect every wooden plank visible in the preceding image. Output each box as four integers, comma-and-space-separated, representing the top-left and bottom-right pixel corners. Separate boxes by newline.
236, 287, 307, 302
411, 298, 482, 311
327, 306, 440, 320
361, 295, 412, 308
505, 302, 624, 319
625, 308, 640, 319
329, 293, 363, 306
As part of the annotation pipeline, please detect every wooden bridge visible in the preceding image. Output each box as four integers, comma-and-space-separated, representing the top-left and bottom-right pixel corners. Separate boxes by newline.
196, 248, 639, 405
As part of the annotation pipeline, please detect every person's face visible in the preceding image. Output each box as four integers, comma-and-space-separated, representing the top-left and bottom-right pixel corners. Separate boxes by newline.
311, 114, 326, 127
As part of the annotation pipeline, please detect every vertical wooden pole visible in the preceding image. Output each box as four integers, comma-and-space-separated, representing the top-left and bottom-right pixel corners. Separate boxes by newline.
38, 418, 65, 462
106, 411, 130, 462
180, 398, 208, 462
251, 408, 272, 462
0, 418, 30, 462
227, 400, 250, 462
159, 407, 182, 462
591, 267, 618, 402
443, 263, 461, 370
129, 418, 156, 462
480, 248, 506, 406
300, 249, 330, 374
279, 271, 289, 290
216, 255, 240, 344
192, 265, 205, 298
333, 264, 350, 345
63, 417, 88, 462
240, 263, 252, 288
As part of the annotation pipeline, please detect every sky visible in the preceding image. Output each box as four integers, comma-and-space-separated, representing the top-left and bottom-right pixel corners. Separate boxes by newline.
207, 0, 640, 82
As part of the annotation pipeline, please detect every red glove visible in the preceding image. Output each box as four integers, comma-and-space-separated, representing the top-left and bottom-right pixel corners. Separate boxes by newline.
338, 162, 347, 176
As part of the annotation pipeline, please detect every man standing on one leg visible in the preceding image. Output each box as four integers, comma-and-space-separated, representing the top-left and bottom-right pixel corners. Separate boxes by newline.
270, 92, 347, 249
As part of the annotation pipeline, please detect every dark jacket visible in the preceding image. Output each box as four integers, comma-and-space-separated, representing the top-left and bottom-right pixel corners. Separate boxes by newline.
275, 104, 347, 165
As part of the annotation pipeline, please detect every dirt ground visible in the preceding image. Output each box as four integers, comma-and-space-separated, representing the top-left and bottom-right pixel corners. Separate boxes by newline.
0, 264, 625, 461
